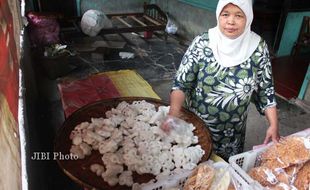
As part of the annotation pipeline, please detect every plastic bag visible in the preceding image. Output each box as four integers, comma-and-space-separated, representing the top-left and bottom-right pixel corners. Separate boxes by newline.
26, 11, 60, 46
44, 44, 74, 57
80, 10, 113, 37
183, 161, 235, 190
183, 162, 215, 190
119, 52, 135, 59
165, 17, 178, 34
209, 162, 231, 190
246, 135, 310, 190
161, 116, 189, 135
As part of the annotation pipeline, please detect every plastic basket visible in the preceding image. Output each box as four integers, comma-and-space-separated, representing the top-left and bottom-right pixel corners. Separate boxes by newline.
228, 128, 310, 190
228, 146, 268, 190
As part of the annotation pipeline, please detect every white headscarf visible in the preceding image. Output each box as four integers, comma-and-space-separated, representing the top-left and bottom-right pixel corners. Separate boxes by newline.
208, 0, 260, 67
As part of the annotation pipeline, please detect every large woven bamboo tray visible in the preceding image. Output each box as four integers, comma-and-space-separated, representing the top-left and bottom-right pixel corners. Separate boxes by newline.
54, 97, 213, 190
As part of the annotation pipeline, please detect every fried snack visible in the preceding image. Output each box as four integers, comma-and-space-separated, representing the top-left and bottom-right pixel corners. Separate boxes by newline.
247, 136, 310, 189
268, 182, 291, 190
183, 163, 215, 190
248, 166, 278, 187
275, 164, 302, 185
184, 171, 198, 189
294, 160, 310, 190
209, 167, 231, 190
261, 136, 310, 169
227, 183, 236, 190
249, 164, 303, 188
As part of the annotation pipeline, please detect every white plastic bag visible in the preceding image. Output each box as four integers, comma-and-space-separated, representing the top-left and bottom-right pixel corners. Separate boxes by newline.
165, 17, 178, 34
80, 10, 113, 37
161, 116, 188, 135
119, 52, 135, 59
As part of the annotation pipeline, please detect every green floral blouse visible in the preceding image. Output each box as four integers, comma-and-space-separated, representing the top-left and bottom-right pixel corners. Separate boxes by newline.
172, 32, 277, 160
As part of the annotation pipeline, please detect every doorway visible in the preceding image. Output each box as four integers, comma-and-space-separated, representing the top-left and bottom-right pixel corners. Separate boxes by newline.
252, 0, 310, 100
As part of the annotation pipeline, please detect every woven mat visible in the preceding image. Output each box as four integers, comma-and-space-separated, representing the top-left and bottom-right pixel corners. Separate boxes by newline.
58, 70, 160, 117
103, 70, 160, 99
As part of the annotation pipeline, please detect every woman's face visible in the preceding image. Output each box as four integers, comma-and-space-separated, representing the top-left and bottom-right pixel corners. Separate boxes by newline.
218, 3, 246, 39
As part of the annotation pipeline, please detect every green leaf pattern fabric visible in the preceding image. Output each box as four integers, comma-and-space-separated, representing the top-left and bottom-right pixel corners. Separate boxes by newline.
172, 33, 276, 160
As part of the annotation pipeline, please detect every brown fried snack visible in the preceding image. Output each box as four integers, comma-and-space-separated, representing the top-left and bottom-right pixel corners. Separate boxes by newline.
294, 160, 310, 190
261, 136, 310, 169
183, 165, 201, 190
183, 163, 215, 190
275, 164, 302, 185
227, 183, 236, 190
249, 164, 303, 189
248, 166, 278, 187
268, 182, 291, 190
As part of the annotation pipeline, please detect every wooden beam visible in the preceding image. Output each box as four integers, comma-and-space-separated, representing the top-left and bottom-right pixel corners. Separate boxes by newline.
106, 12, 143, 18
99, 25, 165, 34
129, 16, 147, 26
115, 16, 132, 27
143, 15, 161, 25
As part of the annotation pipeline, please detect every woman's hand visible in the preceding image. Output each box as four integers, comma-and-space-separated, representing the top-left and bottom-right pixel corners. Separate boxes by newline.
161, 116, 173, 133
263, 106, 280, 144
264, 125, 280, 144
161, 90, 186, 133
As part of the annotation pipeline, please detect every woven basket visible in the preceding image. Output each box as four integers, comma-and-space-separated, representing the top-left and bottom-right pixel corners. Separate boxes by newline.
54, 97, 213, 190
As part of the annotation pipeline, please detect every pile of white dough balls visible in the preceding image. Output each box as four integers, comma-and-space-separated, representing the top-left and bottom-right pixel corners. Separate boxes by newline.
69, 100, 205, 187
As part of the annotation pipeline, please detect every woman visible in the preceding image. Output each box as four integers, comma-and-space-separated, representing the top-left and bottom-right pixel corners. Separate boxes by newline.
163, 0, 280, 160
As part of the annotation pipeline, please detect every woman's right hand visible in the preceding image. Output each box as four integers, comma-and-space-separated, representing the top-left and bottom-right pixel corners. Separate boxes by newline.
162, 89, 186, 133
161, 115, 189, 135
160, 116, 174, 133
